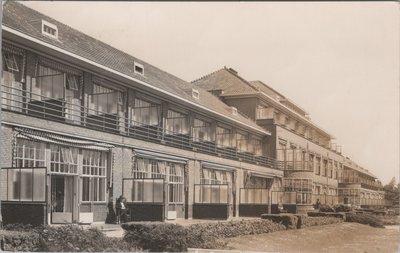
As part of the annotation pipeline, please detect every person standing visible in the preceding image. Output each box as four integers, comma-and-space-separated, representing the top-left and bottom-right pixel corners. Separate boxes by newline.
116, 195, 128, 224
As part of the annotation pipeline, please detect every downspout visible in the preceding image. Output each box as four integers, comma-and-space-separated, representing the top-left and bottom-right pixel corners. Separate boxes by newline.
0, 0, 4, 231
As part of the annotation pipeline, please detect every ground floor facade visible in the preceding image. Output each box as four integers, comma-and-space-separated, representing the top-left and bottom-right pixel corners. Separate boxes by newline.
0, 114, 284, 225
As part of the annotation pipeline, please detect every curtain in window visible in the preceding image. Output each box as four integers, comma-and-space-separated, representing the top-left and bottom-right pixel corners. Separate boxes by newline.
63, 176, 73, 213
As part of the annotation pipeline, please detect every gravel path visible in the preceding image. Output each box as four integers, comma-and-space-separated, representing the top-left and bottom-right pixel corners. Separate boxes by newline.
224, 222, 400, 253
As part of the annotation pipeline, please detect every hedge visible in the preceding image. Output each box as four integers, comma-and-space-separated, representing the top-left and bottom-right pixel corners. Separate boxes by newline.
345, 213, 385, 228
297, 216, 343, 228
2, 225, 138, 252
260, 214, 298, 229
122, 219, 286, 252
0, 230, 40, 252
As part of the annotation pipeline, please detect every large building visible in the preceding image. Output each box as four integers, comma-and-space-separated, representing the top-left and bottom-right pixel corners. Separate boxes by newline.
0, 2, 283, 225
0, 2, 384, 226
339, 158, 384, 208
192, 67, 385, 212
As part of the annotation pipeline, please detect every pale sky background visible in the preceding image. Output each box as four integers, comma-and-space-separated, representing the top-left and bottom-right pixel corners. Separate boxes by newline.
22, 1, 399, 184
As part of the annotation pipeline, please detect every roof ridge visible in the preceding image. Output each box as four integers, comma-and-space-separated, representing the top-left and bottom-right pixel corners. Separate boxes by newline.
191, 67, 225, 84
223, 67, 260, 92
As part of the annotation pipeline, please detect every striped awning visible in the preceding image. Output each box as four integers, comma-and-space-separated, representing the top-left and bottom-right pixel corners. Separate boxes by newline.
133, 149, 188, 164
16, 128, 114, 151
201, 161, 236, 172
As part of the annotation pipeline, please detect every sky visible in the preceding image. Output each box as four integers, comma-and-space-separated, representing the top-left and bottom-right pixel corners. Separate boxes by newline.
22, 1, 399, 184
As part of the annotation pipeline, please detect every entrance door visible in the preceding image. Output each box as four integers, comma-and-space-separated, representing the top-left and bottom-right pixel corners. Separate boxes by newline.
51, 175, 75, 223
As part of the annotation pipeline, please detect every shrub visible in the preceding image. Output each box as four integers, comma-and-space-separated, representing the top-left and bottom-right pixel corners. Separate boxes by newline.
123, 222, 190, 252
299, 216, 343, 228
123, 219, 286, 251
0, 230, 40, 252
333, 204, 352, 212
260, 214, 298, 229
345, 213, 385, 228
374, 214, 400, 225
319, 205, 335, 212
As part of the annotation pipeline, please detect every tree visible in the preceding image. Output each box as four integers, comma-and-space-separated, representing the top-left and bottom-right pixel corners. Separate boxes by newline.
384, 177, 399, 207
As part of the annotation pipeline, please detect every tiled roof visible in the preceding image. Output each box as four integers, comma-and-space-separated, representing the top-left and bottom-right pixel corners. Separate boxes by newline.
193, 66, 333, 138
2, 1, 267, 135
192, 67, 259, 96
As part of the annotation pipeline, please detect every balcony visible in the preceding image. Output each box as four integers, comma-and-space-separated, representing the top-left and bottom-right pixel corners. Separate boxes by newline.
277, 160, 314, 172
1, 84, 279, 170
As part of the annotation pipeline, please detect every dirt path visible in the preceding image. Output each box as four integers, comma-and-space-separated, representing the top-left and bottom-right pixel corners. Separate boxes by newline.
224, 223, 400, 253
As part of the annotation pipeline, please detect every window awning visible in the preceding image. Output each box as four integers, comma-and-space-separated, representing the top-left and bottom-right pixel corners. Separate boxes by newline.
133, 149, 188, 164
201, 161, 236, 172
249, 171, 275, 179
16, 128, 114, 151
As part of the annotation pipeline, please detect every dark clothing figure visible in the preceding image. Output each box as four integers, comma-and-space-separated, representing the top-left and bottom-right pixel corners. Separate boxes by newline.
116, 195, 128, 224
315, 199, 321, 209
105, 199, 117, 224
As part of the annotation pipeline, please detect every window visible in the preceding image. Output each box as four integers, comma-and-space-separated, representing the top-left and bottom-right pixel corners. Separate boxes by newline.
231, 107, 238, 116
131, 97, 160, 126
192, 89, 199, 99
14, 139, 46, 168
134, 62, 144, 75
168, 163, 184, 203
201, 167, 232, 186
1, 167, 46, 202
198, 167, 231, 204
283, 178, 312, 204
66, 74, 79, 91
315, 156, 321, 175
250, 137, 262, 156
193, 118, 212, 142
88, 83, 123, 115
165, 110, 188, 134
256, 106, 274, 120
129, 157, 183, 203
42, 20, 58, 39
236, 132, 249, 152
81, 150, 107, 202
33, 65, 64, 100
216, 126, 232, 148
50, 145, 78, 174
3, 51, 19, 72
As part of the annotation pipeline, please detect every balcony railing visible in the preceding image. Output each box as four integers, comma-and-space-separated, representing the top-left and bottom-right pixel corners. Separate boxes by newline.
1, 84, 278, 169
277, 160, 314, 171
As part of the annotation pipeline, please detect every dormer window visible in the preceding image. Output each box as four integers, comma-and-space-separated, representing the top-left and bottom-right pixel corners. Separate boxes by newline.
192, 88, 199, 99
134, 62, 144, 75
42, 20, 58, 39
231, 106, 238, 116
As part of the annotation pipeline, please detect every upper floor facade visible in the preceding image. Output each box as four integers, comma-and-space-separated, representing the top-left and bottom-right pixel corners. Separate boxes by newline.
192, 67, 345, 174
1, 1, 278, 170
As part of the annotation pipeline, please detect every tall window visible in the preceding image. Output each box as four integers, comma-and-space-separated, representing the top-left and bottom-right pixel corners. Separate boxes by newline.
2, 49, 23, 111
322, 159, 327, 177
81, 150, 107, 202
88, 83, 123, 115
216, 126, 232, 148
236, 132, 248, 152
14, 139, 46, 168
165, 110, 188, 134
283, 178, 312, 204
250, 137, 262, 156
50, 145, 78, 174
168, 163, 184, 203
315, 156, 321, 175
193, 119, 212, 142
131, 97, 160, 126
